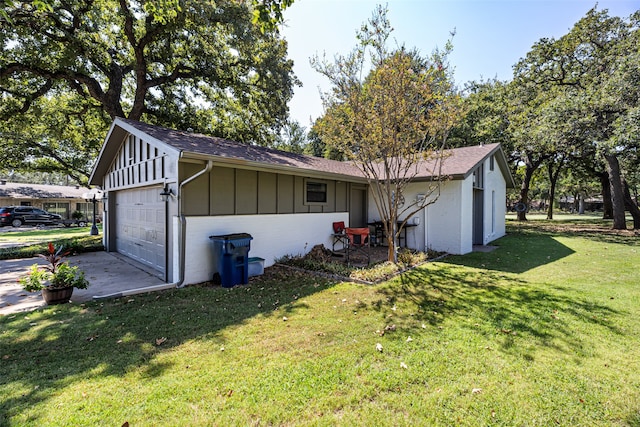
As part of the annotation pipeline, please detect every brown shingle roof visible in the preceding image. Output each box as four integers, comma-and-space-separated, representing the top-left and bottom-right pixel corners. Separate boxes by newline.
416, 143, 502, 178
109, 119, 513, 187
118, 118, 364, 179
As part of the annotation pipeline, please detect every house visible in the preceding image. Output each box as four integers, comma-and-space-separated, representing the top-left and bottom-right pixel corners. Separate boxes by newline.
89, 118, 514, 285
0, 180, 101, 221
367, 144, 516, 255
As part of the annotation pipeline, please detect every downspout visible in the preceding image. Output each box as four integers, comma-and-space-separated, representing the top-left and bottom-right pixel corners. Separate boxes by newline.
175, 159, 213, 288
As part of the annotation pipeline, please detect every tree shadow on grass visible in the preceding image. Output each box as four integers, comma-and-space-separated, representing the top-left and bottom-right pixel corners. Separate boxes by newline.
0, 265, 333, 425
445, 229, 576, 274
371, 264, 621, 360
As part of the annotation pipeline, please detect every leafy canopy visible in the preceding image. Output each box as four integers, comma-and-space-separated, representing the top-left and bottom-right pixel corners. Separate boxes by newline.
0, 0, 297, 183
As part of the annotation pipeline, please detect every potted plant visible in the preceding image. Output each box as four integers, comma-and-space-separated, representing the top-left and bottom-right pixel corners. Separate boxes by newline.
18, 243, 90, 305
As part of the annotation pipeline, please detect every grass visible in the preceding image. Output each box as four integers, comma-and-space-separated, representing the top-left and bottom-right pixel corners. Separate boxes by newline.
1, 219, 639, 426
0, 226, 100, 243
0, 227, 104, 260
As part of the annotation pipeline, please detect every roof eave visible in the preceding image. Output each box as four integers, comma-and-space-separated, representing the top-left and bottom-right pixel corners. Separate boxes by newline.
179, 151, 369, 184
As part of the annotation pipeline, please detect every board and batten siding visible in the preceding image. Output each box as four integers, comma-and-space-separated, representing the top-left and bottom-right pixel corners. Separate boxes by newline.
179, 163, 351, 216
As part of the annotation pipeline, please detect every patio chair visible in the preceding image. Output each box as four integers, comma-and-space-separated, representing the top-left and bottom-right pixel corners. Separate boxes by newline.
331, 221, 348, 253
345, 227, 370, 265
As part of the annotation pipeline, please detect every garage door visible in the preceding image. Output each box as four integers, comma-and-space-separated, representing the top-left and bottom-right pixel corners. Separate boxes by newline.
115, 186, 166, 275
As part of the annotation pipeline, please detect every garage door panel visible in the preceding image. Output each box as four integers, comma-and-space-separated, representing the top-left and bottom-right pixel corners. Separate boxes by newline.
115, 186, 165, 274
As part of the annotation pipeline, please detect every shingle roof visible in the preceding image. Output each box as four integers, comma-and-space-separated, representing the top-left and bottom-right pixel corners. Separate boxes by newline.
0, 182, 91, 200
117, 118, 364, 179
415, 143, 502, 178
102, 118, 513, 187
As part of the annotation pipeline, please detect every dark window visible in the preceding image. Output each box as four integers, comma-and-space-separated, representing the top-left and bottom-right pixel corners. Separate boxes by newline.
305, 180, 328, 204
489, 155, 495, 171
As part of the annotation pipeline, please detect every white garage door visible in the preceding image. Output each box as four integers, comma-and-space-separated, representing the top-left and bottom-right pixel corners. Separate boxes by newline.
115, 186, 166, 274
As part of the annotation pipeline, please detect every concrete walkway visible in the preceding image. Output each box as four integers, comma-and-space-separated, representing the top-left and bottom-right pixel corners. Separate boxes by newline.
0, 251, 166, 315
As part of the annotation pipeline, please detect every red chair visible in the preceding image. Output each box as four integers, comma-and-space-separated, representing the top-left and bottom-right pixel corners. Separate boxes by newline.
345, 227, 370, 265
331, 221, 348, 253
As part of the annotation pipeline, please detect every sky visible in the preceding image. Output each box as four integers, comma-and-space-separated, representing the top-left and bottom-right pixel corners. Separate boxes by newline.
280, 0, 639, 128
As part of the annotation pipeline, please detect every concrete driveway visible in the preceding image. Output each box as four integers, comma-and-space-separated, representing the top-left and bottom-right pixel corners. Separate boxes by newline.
0, 251, 167, 315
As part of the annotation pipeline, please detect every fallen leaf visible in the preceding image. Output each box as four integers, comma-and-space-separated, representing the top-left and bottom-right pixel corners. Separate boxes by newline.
220, 346, 225, 351
283, 316, 288, 321
376, 343, 383, 352
116, 339, 123, 344
406, 336, 413, 342
121, 422, 129, 427
421, 323, 427, 329
227, 389, 234, 397
384, 324, 396, 332
400, 362, 408, 369
155, 337, 167, 346
472, 388, 482, 394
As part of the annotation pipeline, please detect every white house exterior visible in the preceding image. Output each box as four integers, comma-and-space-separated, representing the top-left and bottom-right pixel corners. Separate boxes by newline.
370, 144, 513, 255
90, 118, 514, 286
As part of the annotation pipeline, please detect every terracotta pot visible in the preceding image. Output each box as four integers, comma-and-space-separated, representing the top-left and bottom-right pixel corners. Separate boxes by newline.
42, 286, 74, 305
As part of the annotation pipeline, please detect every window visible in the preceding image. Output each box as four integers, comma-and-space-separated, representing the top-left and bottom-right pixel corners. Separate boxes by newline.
76, 202, 92, 220
43, 202, 70, 219
305, 180, 328, 204
489, 155, 495, 171
473, 164, 484, 189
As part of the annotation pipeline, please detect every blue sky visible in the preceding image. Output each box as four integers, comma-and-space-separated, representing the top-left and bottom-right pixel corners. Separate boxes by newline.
281, 0, 639, 128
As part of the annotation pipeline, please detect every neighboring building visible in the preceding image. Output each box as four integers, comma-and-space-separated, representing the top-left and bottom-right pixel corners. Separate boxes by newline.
0, 181, 101, 221
89, 118, 515, 285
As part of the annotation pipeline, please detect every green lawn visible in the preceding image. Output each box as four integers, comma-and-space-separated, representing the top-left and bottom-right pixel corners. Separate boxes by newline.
0, 225, 101, 243
1, 220, 639, 426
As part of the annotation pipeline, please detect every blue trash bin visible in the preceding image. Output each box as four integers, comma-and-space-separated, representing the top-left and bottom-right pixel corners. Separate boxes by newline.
209, 233, 253, 287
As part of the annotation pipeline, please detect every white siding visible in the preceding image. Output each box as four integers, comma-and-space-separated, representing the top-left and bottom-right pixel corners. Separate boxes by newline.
366, 166, 507, 256
176, 212, 349, 285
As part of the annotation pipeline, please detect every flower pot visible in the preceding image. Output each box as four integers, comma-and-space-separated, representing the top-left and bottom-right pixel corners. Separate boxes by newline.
42, 286, 74, 305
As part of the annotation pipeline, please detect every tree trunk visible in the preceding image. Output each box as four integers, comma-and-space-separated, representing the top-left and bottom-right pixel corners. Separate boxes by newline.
599, 172, 613, 219
517, 164, 536, 221
386, 221, 398, 263
546, 161, 562, 220
578, 196, 585, 214
623, 179, 640, 230
604, 154, 627, 230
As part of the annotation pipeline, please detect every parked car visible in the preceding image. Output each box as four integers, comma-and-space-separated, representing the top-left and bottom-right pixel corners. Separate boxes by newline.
0, 206, 63, 227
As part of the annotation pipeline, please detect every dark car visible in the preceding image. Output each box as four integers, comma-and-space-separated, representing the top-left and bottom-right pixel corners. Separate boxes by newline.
0, 206, 63, 227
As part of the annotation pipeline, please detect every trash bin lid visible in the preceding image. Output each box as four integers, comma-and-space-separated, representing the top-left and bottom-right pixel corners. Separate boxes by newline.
209, 233, 253, 241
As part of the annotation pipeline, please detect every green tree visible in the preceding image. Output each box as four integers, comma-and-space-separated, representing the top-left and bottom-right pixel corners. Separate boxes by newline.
312, 6, 462, 262
514, 8, 640, 229
0, 0, 297, 183
273, 119, 307, 154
